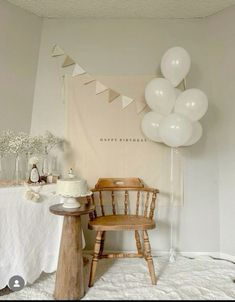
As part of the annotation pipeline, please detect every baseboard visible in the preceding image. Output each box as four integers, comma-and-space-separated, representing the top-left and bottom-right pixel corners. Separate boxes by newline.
149, 251, 235, 262
152, 250, 221, 258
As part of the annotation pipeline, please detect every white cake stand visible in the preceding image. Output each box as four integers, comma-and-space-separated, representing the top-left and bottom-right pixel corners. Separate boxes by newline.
61, 191, 93, 209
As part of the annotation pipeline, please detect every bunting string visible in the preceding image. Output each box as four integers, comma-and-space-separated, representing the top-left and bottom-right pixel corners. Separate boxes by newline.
52, 44, 146, 113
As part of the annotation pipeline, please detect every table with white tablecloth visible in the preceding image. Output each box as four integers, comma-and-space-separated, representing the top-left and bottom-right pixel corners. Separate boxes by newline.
0, 184, 63, 290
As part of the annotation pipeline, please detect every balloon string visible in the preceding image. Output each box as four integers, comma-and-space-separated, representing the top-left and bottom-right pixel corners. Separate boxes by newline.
170, 147, 174, 251
183, 78, 187, 91
180, 150, 184, 206
170, 148, 174, 199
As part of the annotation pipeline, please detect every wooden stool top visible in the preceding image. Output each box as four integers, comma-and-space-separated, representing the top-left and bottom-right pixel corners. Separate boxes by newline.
50, 203, 95, 217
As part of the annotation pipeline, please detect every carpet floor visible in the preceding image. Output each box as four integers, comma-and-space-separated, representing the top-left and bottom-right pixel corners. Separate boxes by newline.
1, 255, 235, 300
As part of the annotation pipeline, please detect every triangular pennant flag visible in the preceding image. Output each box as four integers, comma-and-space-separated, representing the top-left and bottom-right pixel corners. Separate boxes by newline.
136, 100, 147, 114
62, 56, 75, 67
72, 64, 86, 76
95, 81, 108, 95
108, 89, 120, 102
121, 95, 134, 109
51, 44, 65, 57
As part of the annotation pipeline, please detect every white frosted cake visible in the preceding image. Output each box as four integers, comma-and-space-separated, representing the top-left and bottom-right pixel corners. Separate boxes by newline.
57, 178, 88, 197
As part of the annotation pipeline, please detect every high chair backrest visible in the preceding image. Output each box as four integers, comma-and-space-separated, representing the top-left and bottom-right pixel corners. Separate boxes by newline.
90, 178, 159, 220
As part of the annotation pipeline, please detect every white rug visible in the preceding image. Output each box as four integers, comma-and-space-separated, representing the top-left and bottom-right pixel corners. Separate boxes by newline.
1, 255, 235, 300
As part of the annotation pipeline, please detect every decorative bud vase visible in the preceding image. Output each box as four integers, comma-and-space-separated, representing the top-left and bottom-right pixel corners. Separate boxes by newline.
42, 153, 49, 176
13, 154, 22, 185
25, 152, 31, 180
0, 154, 5, 181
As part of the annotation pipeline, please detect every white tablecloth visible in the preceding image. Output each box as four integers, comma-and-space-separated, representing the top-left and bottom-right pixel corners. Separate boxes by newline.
0, 184, 63, 289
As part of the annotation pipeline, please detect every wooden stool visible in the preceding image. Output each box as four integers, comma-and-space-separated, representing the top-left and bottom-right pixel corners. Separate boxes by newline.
50, 203, 94, 300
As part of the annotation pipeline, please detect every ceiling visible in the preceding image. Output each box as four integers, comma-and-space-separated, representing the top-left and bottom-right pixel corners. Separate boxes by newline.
7, 0, 235, 19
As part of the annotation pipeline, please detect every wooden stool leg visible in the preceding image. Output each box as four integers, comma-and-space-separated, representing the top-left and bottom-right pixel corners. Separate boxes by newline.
143, 230, 157, 285
54, 216, 84, 300
99, 231, 106, 256
135, 230, 142, 254
89, 231, 102, 287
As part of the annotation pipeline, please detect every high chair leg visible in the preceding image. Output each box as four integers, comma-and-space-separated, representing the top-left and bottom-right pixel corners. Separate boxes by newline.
135, 230, 142, 254
89, 231, 102, 287
99, 231, 106, 256
143, 230, 157, 285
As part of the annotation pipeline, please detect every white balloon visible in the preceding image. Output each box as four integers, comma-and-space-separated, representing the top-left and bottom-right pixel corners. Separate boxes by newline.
174, 88, 182, 99
159, 113, 192, 147
141, 111, 163, 142
175, 88, 208, 121
145, 78, 175, 115
161, 47, 191, 87
184, 121, 203, 146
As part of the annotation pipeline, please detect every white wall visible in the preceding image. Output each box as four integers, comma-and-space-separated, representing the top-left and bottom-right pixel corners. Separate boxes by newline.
31, 17, 222, 254
206, 7, 235, 257
2, 0, 235, 257
0, 0, 42, 133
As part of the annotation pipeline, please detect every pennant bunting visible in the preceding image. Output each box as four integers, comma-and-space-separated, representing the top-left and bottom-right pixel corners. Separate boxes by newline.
121, 95, 134, 109
136, 100, 147, 114
62, 56, 75, 67
82, 74, 96, 85
95, 81, 108, 95
72, 64, 86, 77
55, 49, 148, 114
108, 89, 120, 103
51, 44, 65, 57
85, 79, 96, 85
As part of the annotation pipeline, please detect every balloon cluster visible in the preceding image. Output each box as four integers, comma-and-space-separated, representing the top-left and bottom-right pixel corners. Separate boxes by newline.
141, 47, 208, 148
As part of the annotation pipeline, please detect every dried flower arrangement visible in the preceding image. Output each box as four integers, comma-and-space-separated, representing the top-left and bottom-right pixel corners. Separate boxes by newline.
0, 130, 64, 185
0, 130, 14, 156
0, 130, 63, 156
43, 131, 64, 154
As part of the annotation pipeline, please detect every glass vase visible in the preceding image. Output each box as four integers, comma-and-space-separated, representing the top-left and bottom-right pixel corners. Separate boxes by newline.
13, 154, 22, 185
25, 152, 30, 180
0, 154, 5, 181
42, 153, 49, 176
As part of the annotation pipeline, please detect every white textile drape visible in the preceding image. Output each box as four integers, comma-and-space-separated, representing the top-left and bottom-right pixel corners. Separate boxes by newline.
0, 184, 62, 289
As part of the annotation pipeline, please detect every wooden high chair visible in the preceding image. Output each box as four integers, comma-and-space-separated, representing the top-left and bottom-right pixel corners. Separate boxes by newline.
88, 177, 159, 286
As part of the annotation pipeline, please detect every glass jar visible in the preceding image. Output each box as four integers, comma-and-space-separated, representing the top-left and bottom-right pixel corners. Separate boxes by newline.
42, 152, 49, 176
13, 154, 22, 185
0, 154, 5, 181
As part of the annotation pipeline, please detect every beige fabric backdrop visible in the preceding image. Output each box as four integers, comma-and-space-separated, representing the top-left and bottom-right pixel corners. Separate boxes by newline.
65, 74, 182, 206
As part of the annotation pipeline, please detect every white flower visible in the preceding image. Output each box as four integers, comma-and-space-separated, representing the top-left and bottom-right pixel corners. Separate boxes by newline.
0, 130, 63, 157
29, 156, 39, 165
43, 131, 63, 154
8, 132, 30, 154
0, 130, 15, 155
28, 136, 44, 155
24, 189, 40, 202
32, 192, 40, 202
25, 190, 34, 200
